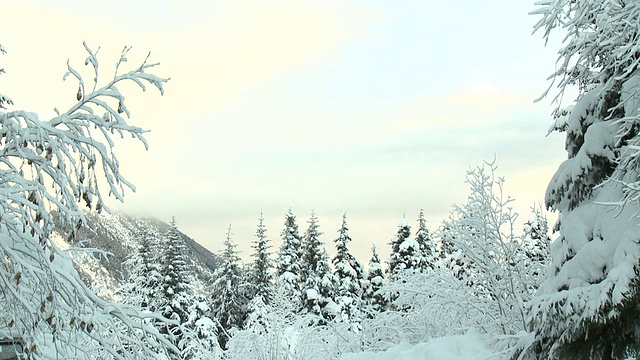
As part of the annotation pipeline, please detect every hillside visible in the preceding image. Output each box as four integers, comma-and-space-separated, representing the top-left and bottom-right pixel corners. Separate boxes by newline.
52, 212, 220, 300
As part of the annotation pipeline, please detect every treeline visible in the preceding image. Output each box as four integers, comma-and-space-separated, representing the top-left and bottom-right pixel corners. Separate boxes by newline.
117, 161, 552, 359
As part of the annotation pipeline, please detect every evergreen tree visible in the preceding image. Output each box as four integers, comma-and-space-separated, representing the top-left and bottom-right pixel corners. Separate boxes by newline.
276, 208, 303, 309
210, 225, 247, 348
303, 247, 337, 321
521, 207, 551, 265
387, 216, 420, 277
160, 218, 191, 319
159, 217, 193, 356
250, 211, 275, 303
332, 213, 365, 322
119, 222, 163, 312
437, 224, 473, 282
525, 1, 640, 358
301, 211, 333, 317
415, 210, 437, 271
363, 245, 387, 314
301, 210, 323, 286
519, 207, 551, 298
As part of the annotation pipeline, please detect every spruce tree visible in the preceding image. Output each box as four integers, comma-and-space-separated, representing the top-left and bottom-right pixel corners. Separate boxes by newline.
160, 218, 192, 319
276, 208, 303, 309
301, 211, 333, 317
519, 207, 551, 298
210, 225, 246, 349
159, 217, 193, 355
387, 216, 420, 277
119, 222, 163, 312
415, 210, 437, 271
250, 211, 275, 303
332, 213, 365, 322
363, 245, 387, 314
526, 1, 640, 357
301, 210, 323, 286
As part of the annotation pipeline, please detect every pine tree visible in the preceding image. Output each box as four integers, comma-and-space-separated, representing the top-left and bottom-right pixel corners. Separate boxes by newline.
415, 210, 437, 271
332, 213, 365, 322
526, 1, 640, 358
276, 208, 303, 310
387, 216, 420, 277
250, 211, 275, 303
210, 225, 247, 348
363, 245, 387, 314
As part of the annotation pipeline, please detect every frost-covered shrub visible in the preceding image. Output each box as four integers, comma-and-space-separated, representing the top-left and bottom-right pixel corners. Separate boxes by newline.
0, 43, 173, 358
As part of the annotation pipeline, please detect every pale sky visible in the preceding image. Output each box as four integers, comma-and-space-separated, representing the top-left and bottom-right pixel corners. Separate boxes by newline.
2, 0, 567, 264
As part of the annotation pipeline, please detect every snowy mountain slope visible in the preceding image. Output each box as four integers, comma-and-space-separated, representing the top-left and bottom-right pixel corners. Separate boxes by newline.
52, 212, 220, 299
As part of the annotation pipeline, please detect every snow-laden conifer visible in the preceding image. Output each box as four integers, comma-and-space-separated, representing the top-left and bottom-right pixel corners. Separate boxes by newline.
119, 222, 163, 311
210, 225, 247, 348
387, 216, 420, 277
300, 211, 337, 319
250, 211, 274, 303
276, 208, 303, 310
161, 218, 192, 322
415, 210, 437, 271
332, 213, 365, 322
301, 210, 323, 286
525, 1, 640, 357
363, 245, 387, 314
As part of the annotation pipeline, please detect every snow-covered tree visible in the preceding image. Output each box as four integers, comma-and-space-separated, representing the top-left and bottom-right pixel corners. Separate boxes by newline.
301, 212, 337, 319
0, 43, 172, 358
180, 294, 224, 360
160, 218, 192, 322
520, 206, 551, 293
332, 213, 365, 322
276, 208, 303, 310
363, 245, 387, 314
119, 223, 163, 311
437, 223, 475, 283
301, 210, 323, 286
387, 216, 420, 277
437, 161, 528, 337
525, 1, 640, 357
227, 282, 298, 359
159, 218, 193, 355
415, 209, 437, 271
210, 225, 247, 348
249, 211, 274, 303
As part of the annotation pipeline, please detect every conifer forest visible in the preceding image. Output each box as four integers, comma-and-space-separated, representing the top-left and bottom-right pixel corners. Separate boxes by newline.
2, 0, 640, 359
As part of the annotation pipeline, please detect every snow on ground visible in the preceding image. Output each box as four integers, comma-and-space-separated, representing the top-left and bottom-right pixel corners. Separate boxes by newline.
340, 330, 495, 360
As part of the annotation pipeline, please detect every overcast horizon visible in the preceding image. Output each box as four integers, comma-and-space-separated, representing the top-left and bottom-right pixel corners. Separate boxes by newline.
2, 0, 567, 263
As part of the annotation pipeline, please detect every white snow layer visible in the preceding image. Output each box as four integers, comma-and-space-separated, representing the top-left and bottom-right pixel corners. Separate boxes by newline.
340, 331, 492, 360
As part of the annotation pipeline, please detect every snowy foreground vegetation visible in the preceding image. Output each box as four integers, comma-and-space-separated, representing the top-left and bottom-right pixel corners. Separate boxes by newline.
3, 0, 640, 358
